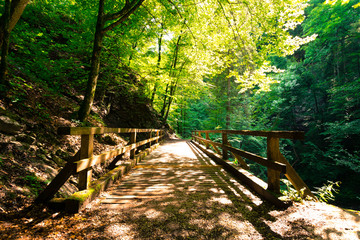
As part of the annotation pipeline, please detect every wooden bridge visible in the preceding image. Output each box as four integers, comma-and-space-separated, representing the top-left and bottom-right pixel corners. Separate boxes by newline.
36, 127, 314, 214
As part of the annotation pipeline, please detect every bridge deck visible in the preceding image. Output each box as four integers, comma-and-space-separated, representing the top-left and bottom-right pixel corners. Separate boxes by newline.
93, 139, 283, 239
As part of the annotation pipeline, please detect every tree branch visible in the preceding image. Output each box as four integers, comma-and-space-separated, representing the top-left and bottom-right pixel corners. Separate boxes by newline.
102, 0, 145, 33
103, 0, 144, 22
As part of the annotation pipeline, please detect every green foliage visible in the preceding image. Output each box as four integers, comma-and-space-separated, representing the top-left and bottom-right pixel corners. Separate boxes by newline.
280, 179, 305, 202
314, 181, 341, 203
21, 174, 44, 196
173, 0, 360, 209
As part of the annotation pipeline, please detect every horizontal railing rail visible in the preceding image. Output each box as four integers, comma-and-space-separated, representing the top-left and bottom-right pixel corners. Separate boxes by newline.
193, 129, 305, 139
192, 129, 314, 199
36, 127, 164, 211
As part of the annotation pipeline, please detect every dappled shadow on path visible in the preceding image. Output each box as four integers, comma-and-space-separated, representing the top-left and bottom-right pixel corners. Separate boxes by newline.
84, 139, 319, 239
1, 140, 358, 239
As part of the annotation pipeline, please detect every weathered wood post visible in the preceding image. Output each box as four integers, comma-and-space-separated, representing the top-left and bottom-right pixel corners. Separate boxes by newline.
267, 137, 281, 193
197, 131, 201, 144
222, 131, 228, 160
148, 131, 152, 148
130, 130, 137, 159
156, 131, 159, 144
78, 134, 94, 190
205, 132, 210, 149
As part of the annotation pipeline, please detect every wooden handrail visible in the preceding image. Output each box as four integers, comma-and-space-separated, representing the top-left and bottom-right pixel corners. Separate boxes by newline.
193, 135, 287, 173
36, 127, 164, 205
193, 129, 304, 140
75, 135, 161, 172
191, 129, 314, 199
58, 127, 160, 135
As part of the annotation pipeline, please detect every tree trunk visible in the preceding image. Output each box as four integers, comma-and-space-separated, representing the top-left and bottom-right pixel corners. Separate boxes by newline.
78, 0, 144, 121
162, 35, 182, 123
0, 0, 30, 48
78, 0, 105, 122
163, 80, 178, 123
182, 105, 186, 137
226, 70, 231, 129
160, 83, 169, 118
150, 34, 163, 105
0, 0, 11, 85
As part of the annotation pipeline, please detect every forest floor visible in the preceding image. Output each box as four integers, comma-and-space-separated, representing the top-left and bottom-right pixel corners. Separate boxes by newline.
0, 139, 359, 240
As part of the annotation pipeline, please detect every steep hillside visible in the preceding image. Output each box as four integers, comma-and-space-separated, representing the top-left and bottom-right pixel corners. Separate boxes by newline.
0, 2, 165, 213
0, 66, 164, 213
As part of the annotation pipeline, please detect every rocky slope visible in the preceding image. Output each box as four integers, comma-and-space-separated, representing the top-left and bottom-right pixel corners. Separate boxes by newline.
0, 76, 163, 214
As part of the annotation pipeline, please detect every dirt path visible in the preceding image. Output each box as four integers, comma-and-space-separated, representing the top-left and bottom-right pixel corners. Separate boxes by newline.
0, 139, 359, 239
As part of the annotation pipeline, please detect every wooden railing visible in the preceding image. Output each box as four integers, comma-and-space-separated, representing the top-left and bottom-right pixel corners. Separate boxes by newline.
191, 129, 314, 204
36, 127, 164, 212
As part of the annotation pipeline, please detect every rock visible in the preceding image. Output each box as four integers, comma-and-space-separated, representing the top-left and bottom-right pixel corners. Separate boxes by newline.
103, 135, 117, 145
27, 145, 38, 156
0, 116, 25, 134
0, 133, 16, 143
51, 155, 65, 166
15, 133, 36, 145
0, 141, 25, 156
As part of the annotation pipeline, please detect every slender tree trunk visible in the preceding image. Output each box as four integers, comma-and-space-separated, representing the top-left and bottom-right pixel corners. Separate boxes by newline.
226, 75, 231, 129
357, 55, 360, 77
177, 107, 181, 134
151, 34, 163, 105
0, 0, 29, 48
160, 83, 169, 118
182, 105, 185, 137
78, 0, 144, 121
78, 0, 105, 122
163, 80, 178, 123
162, 35, 182, 122
163, 96, 172, 123
0, 0, 11, 85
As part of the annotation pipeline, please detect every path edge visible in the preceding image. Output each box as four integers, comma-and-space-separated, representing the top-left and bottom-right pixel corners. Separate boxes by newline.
47, 143, 161, 213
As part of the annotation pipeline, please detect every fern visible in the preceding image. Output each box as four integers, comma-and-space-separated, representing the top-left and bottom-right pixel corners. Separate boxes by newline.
314, 181, 341, 203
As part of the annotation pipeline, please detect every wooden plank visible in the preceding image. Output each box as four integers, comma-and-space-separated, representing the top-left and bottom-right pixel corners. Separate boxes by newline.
230, 152, 250, 170
148, 131, 152, 148
75, 135, 162, 172
205, 132, 210, 149
76, 145, 128, 172
209, 142, 222, 155
78, 134, 94, 190
35, 161, 77, 203
194, 136, 286, 173
223, 142, 286, 174
266, 137, 281, 193
193, 130, 304, 140
107, 154, 124, 170
130, 132, 137, 159
190, 140, 288, 208
279, 153, 316, 199
58, 127, 161, 136
65, 143, 161, 213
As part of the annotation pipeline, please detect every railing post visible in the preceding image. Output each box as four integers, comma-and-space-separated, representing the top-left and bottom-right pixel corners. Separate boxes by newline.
197, 131, 201, 144
222, 132, 228, 160
156, 131, 159, 144
148, 131, 152, 148
267, 137, 281, 193
78, 134, 94, 190
130, 131, 137, 159
205, 132, 210, 149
